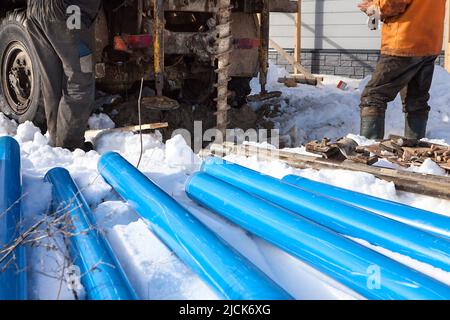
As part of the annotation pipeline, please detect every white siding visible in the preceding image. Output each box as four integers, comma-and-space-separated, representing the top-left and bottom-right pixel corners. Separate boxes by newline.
270, 0, 381, 50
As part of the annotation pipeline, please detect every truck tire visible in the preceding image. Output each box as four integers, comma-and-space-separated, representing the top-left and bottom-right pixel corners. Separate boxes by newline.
0, 10, 46, 132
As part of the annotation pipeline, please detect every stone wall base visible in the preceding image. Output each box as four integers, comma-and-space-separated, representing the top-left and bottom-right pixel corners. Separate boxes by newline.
269, 49, 445, 79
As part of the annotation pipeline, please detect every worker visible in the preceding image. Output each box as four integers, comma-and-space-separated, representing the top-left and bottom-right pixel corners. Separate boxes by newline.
358, 0, 446, 140
27, 1, 102, 151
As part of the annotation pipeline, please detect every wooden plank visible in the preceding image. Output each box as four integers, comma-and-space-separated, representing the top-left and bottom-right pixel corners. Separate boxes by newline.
204, 143, 450, 200
294, 1, 302, 74
278, 75, 320, 86
85, 122, 169, 140
269, 38, 323, 84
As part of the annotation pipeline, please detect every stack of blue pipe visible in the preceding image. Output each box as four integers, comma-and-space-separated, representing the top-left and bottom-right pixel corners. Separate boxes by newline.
1, 136, 137, 300
185, 157, 450, 300
3, 139, 450, 300
98, 152, 292, 300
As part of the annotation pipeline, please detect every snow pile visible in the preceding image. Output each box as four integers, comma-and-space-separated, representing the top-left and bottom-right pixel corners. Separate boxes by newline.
16, 121, 44, 143
254, 64, 450, 146
0, 113, 17, 136
165, 134, 198, 171
408, 158, 447, 176
88, 113, 115, 130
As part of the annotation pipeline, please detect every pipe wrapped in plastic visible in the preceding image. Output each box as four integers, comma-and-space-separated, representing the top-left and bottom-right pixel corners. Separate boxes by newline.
283, 174, 450, 240
45, 167, 137, 300
97, 152, 292, 300
0, 136, 26, 300
186, 172, 450, 300
200, 157, 450, 272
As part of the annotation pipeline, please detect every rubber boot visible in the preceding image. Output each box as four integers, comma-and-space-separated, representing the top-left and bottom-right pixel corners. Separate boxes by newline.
405, 111, 428, 140
360, 107, 386, 140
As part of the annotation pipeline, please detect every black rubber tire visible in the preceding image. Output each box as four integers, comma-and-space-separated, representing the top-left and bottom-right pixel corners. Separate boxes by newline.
0, 10, 46, 132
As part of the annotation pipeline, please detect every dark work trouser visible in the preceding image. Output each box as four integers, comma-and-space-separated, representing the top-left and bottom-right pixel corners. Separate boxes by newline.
360, 55, 437, 139
27, 1, 95, 150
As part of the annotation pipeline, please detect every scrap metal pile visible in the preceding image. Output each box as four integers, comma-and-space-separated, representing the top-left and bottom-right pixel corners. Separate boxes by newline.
306, 135, 450, 173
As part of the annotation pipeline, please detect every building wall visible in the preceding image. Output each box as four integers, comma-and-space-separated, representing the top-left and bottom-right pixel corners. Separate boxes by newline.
270, 0, 381, 50
269, 0, 446, 78
269, 49, 445, 79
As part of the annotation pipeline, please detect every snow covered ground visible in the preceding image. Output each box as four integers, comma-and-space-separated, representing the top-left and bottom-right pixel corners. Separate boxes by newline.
1, 65, 450, 300
252, 64, 450, 147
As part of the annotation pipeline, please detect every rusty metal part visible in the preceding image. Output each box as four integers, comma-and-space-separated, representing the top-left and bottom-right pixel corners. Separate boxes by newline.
154, 0, 164, 97
96, 60, 151, 93
346, 154, 379, 166
145, 0, 179, 110
2, 42, 34, 115
335, 138, 378, 165
141, 96, 181, 111
214, 0, 233, 135
305, 139, 341, 159
247, 91, 282, 102
112, 31, 216, 60
305, 137, 379, 165
362, 135, 450, 173
380, 140, 400, 154
163, 0, 298, 13
258, 0, 269, 94
97, 3, 261, 96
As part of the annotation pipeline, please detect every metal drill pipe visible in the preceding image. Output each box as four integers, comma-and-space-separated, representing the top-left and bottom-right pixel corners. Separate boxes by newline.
153, 0, 164, 97
259, 0, 270, 93
215, 0, 232, 135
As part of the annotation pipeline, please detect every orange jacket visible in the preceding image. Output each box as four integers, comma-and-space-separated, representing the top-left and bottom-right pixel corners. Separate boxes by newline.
374, 0, 446, 56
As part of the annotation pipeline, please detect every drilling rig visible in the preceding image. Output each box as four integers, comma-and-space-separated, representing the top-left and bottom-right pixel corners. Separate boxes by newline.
0, 0, 297, 133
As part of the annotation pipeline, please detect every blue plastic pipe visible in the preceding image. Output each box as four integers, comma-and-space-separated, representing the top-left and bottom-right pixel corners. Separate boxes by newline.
186, 172, 450, 300
97, 152, 292, 300
0, 136, 26, 300
283, 174, 450, 240
45, 167, 137, 300
201, 157, 450, 272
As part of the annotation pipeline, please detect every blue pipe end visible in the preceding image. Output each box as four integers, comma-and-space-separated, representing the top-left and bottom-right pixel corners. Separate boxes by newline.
98, 151, 121, 167
0, 135, 26, 300
0, 136, 20, 161
44, 167, 67, 181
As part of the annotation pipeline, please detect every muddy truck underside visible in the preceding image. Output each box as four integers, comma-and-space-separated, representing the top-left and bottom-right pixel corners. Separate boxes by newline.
0, 0, 296, 132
